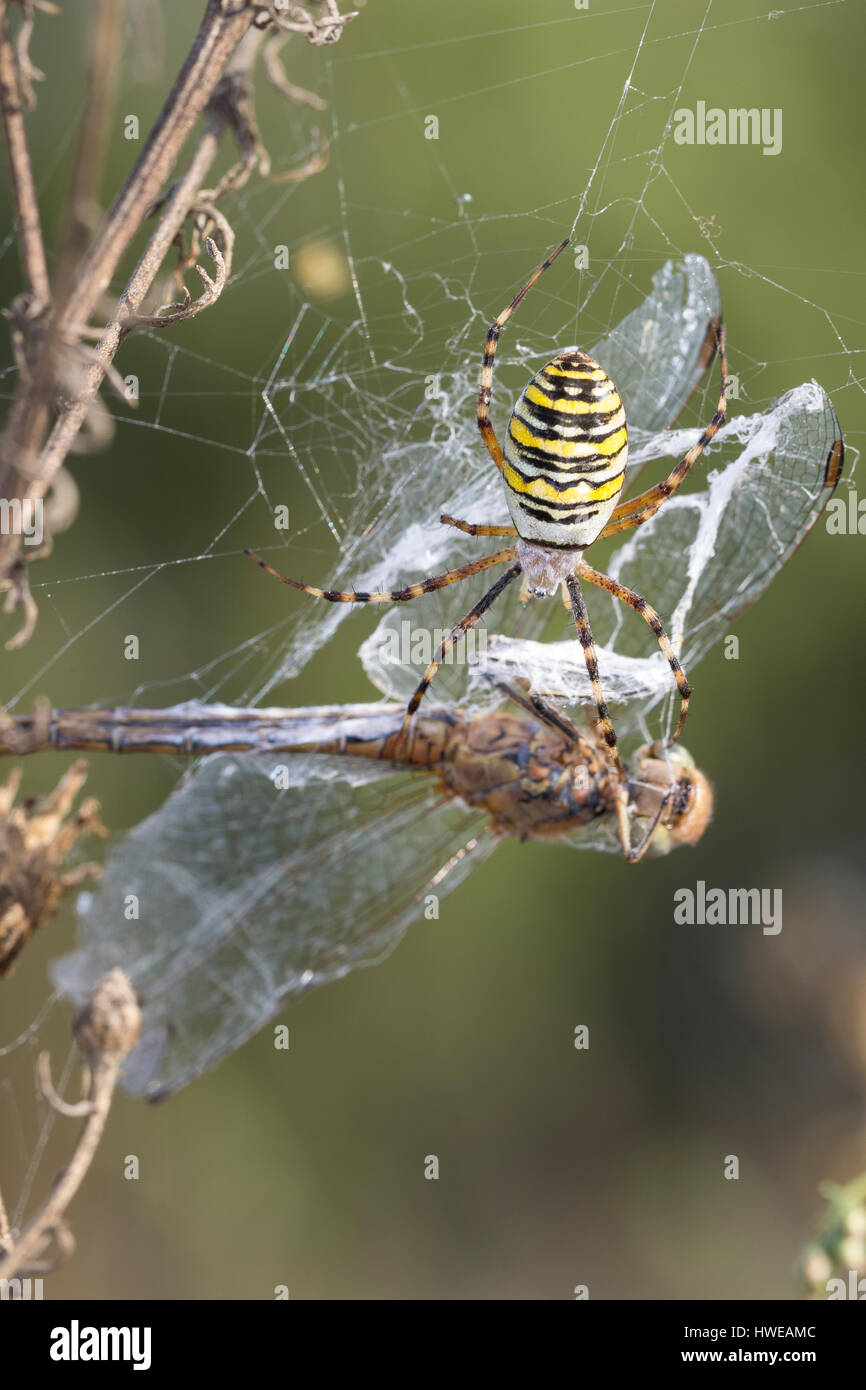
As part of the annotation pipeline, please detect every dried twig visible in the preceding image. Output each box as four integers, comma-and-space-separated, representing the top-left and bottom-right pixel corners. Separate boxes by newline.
0, 0, 50, 303
122, 208, 234, 331
0, 969, 141, 1280
0, 755, 106, 975
12, 0, 57, 110
0, 0, 259, 575
54, 0, 124, 295
0, 0, 358, 645
57, 2, 256, 339
37, 125, 235, 476
269, 0, 358, 45
262, 29, 328, 109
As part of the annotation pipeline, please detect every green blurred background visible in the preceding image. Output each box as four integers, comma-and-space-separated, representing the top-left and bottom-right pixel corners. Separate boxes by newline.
2, 0, 865, 1299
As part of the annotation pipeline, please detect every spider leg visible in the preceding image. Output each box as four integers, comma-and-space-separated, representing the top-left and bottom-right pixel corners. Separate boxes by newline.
401, 561, 523, 731
244, 546, 517, 603
508, 683, 587, 748
576, 557, 690, 745
621, 784, 676, 864
477, 237, 570, 473
512, 674, 680, 861
440, 513, 517, 538
600, 320, 728, 539
565, 571, 638, 860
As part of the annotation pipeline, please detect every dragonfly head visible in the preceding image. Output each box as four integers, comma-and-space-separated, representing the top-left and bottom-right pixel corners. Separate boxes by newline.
631, 743, 714, 854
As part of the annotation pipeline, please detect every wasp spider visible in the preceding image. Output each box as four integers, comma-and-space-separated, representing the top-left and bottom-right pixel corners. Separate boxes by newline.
247, 239, 727, 861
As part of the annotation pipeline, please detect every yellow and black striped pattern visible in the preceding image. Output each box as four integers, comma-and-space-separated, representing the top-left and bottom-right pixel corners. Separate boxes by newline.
503, 351, 628, 548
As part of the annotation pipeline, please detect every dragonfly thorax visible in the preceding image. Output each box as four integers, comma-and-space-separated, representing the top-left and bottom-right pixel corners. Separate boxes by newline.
503, 349, 628, 550
439, 709, 611, 838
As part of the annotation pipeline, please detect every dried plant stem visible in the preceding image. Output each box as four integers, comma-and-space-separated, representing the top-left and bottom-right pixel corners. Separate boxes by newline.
0, 969, 141, 1281
0, 1, 357, 643
0, 0, 55, 533
0, 1080, 113, 1278
60, 0, 254, 334
54, 0, 125, 293
0, 0, 258, 556
38, 122, 228, 485
0, 0, 49, 304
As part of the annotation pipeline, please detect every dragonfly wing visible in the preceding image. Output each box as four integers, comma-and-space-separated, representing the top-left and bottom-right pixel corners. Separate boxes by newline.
359, 257, 724, 708
589, 253, 721, 434
478, 382, 842, 731
261, 260, 722, 701
52, 752, 495, 1098
615, 380, 843, 671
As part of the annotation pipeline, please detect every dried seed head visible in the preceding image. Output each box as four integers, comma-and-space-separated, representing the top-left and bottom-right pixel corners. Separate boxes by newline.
74, 968, 141, 1063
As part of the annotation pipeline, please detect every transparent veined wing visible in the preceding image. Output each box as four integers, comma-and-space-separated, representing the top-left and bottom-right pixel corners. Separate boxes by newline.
259, 256, 722, 701
586, 252, 721, 437
50, 254, 817, 1100
45, 686, 718, 1098
474, 380, 842, 733
53, 744, 496, 1099
618, 381, 842, 671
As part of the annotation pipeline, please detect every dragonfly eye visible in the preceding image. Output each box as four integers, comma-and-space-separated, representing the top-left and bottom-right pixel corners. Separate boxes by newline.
667, 766, 714, 846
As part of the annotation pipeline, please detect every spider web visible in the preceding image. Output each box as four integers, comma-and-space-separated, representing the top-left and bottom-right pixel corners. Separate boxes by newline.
2, 0, 860, 734
0, 0, 862, 1204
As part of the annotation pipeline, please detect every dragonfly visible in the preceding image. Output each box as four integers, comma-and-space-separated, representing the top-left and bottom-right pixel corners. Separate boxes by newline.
1, 255, 843, 1099
3, 689, 710, 1098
